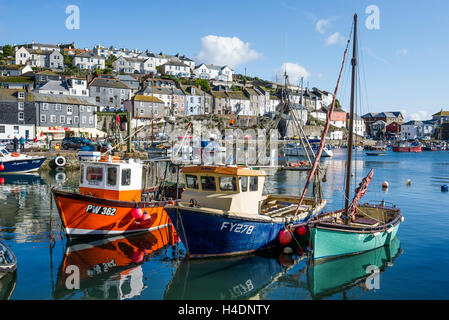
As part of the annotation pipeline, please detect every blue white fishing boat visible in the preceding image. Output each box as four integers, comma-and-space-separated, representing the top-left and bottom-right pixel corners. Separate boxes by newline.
165, 165, 326, 258
283, 140, 333, 158
0, 146, 46, 173
0, 240, 17, 275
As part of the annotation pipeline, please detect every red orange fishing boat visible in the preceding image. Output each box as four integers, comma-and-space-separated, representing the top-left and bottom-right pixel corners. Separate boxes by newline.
52, 155, 180, 237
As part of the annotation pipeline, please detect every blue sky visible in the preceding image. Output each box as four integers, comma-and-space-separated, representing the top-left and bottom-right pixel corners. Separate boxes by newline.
0, 0, 448, 119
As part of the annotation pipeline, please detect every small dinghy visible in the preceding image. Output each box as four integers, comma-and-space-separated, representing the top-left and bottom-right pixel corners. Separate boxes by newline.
0, 240, 17, 274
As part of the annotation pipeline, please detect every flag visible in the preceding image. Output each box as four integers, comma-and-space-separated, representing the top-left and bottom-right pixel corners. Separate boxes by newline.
347, 169, 374, 221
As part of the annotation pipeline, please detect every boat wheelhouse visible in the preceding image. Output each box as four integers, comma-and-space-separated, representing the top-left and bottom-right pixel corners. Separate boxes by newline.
165, 165, 326, 258
52, 155, 176, 237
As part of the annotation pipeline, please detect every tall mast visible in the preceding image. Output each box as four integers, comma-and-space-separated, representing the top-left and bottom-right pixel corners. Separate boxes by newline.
345, 14, 358, 214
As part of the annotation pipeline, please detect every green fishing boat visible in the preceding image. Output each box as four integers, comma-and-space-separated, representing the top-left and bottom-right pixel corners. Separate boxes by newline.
298, 14, 403, 261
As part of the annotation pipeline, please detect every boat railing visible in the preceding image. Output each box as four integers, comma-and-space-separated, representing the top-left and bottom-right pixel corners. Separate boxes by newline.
365, 200, 397, 209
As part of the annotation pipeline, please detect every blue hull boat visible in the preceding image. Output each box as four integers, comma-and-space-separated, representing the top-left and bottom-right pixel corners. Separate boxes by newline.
166, 207, 287, 258
1, 157, 46, 173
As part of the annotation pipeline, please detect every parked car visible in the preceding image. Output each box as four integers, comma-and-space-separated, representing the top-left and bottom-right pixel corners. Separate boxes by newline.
61, 137, 93, 150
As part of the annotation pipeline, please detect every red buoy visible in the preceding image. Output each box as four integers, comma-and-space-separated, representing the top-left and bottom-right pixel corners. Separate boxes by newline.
0, 164, 4, 171
130, 250, 144, 263
131, 207, 144, 220
140, 212, 153, 225
0, 177, 4, 185
296, 226, 307, 236
279, 230, 292, 245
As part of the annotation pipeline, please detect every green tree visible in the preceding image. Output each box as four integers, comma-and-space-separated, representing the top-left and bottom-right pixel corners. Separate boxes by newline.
2, 44, 14, 57
105, 54, 117, 69
194, 79, 210, 92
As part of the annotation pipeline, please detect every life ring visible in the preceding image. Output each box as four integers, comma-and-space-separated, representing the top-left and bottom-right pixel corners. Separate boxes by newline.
55, 156, 66, 167
55, 172, 66, 183
10, 153, 20, 157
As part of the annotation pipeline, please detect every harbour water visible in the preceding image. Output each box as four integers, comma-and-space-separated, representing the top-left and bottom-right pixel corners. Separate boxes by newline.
1, 149, 449, 300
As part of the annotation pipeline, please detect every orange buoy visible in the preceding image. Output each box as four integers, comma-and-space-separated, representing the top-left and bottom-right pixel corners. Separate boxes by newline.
382, 181, 389, 188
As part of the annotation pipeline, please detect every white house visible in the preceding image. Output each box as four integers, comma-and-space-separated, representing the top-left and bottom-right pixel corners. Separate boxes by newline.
15, 47, 64, 69
422, 120, 436, 138
193, 64, 233, 82
160, 61, 190, 78
226, 91, 251, 115
401, 120, 423, 140
73, 52, 105, 70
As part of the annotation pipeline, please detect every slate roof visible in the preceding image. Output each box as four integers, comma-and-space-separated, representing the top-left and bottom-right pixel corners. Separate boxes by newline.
29, 93, 97, 105
35, 80, 69, 92
89, 77, 130, 89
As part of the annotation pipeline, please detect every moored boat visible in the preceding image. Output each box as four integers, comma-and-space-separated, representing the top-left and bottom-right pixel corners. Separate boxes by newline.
307, 14, 403, 261
52, 155, 180, 237
392, 141, 422, 152
0, 240, 17, 275
0, 146, 46, 173
165, 165, 326, 258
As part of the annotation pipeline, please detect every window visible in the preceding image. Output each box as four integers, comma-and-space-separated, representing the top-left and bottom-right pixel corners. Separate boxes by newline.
87, 106, 91, 112
96, 97, 100, 103
249, 177, 258, 191
18, 92, 25, 99
40, 115, 47, 123
107, 167, 117, 186
0, 126, 4, 134
89, 117, 93, 124
50, 115, 56, 123
219, 176, 237, 192
201, 176, 216, 191
74, 116, 79, 124
67, 106, 73, 114
186, 175, 199, 189
80, 105, 85, 112
82, 116, 86, 124
86, 166, 103, 184
109, 97, 114, 103
42, 103, 48, 110
121, 169, 131, 186
60, 115, 65, 124
18, 112, 24, 121
18, 102, 24, 110
240, 176, 248, 192
67, 117, 72, 125
55, 104, 62, 111
13, 126, 19, 133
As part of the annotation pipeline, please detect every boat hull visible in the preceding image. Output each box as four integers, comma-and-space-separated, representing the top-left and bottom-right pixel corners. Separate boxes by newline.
392, 146, 422, 152
284, 146, 333, 158
52, 189, 173, 237
311, 221, 400, 261
165, 207, 287, 258
0, 157, 46, 173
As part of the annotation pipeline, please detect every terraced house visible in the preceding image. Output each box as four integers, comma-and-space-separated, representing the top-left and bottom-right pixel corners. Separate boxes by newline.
124, 95, 165, 125
0, 88, 36, 140
88, 77, 132, 111
31, 93, 99, 139
181, 85, 212, 116
15, 46, 64, 69
73, 52, 105, 71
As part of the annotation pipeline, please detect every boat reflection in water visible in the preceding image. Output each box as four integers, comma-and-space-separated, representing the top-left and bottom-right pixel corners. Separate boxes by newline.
53, 225, 177, 300
0, 270, 17, 300
306, 237, 402, 299
164, 248, 304, 300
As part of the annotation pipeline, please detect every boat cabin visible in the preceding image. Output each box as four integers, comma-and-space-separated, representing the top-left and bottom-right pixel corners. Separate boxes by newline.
79, 156, 143, 201
181, 166, 266, 215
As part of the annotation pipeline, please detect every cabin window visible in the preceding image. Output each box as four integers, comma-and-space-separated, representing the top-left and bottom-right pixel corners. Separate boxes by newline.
80, 165, 84, 184
107, 167, 117, 186
249, 177, 258, 191
201, 176, 216, 191
219, 176, 237, 192
86, 166, 103, 184
121, 169, 131, 186
186, 175, 199, 189
240, 176, 248, 192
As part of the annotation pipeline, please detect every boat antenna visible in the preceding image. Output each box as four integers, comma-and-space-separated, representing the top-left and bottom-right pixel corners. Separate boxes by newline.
295, 35, 351, 213
344, 13, 358, 216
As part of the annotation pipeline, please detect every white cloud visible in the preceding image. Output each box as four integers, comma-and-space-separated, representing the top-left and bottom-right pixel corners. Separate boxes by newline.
407, 110, 429, 121
195, 35, 261, 68
275, 62, 311, 84
325, 32, 346, 45
396, 48, 408, 56
316, 19, 331, 34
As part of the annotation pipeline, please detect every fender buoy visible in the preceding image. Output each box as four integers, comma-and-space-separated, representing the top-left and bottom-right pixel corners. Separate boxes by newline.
279, 230, 292, 245
296, 226, 307, 236
10, 153, 20, 157
55, 156, 66, 167
131, 207, 144, 219
0, 164, 4, 171
382, 181, 389, 188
